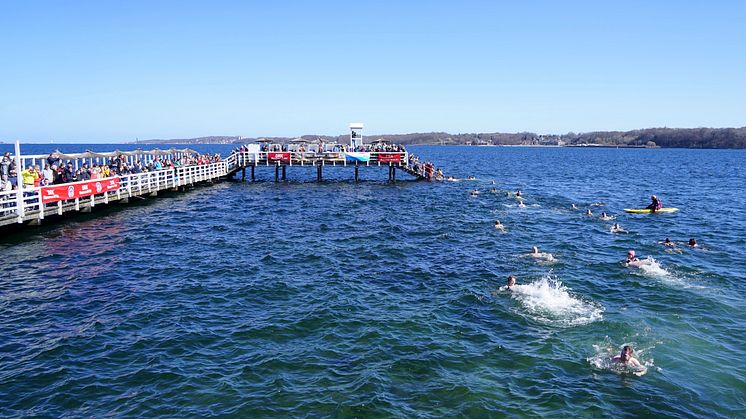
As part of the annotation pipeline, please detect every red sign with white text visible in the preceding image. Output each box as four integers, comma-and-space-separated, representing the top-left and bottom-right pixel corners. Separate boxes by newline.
40, 177, 121, 203
268, 152, 291, 162
377, 153, 402, 163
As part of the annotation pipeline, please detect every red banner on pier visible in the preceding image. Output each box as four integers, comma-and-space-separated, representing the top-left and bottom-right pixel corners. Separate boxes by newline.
40, 177, 121, 203
377, 153, 402, 163
268, 152, 291, 162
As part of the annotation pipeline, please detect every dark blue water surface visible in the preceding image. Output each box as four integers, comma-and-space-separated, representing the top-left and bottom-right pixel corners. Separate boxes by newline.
1, 145, 745, 417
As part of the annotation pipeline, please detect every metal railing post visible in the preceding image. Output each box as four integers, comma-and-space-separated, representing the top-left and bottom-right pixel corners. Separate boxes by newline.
14, 141, 24, 223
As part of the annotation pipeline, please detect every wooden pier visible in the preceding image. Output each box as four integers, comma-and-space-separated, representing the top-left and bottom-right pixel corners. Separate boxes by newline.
0, 146, 428, 229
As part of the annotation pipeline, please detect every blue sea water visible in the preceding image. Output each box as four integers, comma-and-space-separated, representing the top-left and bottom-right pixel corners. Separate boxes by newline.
1, 145, 745, 417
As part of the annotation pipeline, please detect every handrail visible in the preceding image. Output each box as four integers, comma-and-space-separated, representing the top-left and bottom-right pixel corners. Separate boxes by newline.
0, 161, 229, 224
225, 151, 409, 169
1, 150, 420, 226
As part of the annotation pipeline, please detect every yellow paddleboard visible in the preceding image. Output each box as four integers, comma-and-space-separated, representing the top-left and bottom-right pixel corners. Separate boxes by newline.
624, 208, 679, 214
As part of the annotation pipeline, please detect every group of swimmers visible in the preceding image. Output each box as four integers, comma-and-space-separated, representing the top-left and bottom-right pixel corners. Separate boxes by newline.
504, 270, 644, 371
660, 238, 698, 248
496, 192, 688, 372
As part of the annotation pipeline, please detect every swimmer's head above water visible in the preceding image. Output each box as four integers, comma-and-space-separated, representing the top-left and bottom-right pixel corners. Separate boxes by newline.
619, 345, 633, 362
507, 275, 516, 288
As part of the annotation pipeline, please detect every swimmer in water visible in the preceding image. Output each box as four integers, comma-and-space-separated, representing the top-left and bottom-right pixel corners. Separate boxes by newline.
571, 203, 578, 210
470, 189, 479, 196
660, 238, 676, 247
600, 212, 613, 221
592, 202, 605, 207
530, 246, 555, 262
506, 275, 516, 290
688, 238, 698, 247
490, 187, 497, 193
586, 209, 593, 216
517, 201, 526, 208
612, 345, 644, 370
610, 223, 625, 233
516, 190, 522, 197
625, 250, 643, 268
494, 220, 505, 231
467, 175, 476, 180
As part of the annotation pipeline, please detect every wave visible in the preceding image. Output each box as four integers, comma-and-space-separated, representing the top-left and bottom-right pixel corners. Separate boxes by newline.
507, 274, 603, 326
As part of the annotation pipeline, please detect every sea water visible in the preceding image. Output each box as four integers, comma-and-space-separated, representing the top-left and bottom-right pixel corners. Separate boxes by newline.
1, 145, 744, 416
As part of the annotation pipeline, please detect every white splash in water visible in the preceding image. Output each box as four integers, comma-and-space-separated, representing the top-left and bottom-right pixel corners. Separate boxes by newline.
634, 257, 670, 278
509, 275, 603, 326
631, 257, 705, 289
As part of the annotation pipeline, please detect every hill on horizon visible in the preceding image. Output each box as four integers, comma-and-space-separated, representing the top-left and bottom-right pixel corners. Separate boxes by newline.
134, 127, 746, 149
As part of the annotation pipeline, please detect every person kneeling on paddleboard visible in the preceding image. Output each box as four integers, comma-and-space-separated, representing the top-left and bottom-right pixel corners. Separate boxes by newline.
645, 195, 662, 213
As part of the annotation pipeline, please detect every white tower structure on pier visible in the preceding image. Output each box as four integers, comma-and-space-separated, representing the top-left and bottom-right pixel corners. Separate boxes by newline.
349, 123, 363, 148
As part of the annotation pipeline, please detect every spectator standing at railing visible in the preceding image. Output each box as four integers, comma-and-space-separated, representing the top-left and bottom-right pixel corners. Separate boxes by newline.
0, 173, 11, 214
33, 165, 42, 187
1, 173, 11, 192
62, 163, 76, 183
46, 152, 61, 168
42, 164, 54, 186
21, 166, 37, 188
1, 152, 11, 177
79, 163, 90, 180
90, 165, 101, 179
8, 161, 18, 189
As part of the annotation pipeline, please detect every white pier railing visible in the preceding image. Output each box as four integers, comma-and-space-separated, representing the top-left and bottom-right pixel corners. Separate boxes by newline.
1, 148, 420, 227
1, 161, 229, 226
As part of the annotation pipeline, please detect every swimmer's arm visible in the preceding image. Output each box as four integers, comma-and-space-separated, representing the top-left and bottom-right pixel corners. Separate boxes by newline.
628, 358, 644, 369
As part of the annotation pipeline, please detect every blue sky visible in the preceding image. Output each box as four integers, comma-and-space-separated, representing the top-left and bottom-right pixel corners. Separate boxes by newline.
1, 1, 745, 142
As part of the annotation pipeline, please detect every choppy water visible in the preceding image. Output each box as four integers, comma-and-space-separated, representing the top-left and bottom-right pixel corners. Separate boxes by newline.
1, 145, 745, 417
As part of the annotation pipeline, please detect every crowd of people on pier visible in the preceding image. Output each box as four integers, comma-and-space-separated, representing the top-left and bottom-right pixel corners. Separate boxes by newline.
251, 141, 407, 154
0, 150, 222, 193
408, 153, 444, 181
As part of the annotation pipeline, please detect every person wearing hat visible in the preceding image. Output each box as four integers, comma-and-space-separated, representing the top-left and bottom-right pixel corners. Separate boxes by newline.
625, 250, 643, 268
645, 195, 662, 213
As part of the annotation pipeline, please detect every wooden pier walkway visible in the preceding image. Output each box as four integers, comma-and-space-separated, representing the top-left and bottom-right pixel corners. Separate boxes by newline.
0, 148, 429, 229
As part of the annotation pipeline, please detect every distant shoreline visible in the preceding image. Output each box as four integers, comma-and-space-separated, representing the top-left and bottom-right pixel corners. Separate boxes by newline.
127, 127, 746, 149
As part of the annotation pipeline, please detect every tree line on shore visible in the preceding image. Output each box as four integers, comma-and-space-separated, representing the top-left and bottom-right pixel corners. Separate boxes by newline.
139, 127, 746, 148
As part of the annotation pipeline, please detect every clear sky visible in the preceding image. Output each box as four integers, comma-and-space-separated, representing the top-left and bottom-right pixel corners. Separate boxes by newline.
1, 1, 745, 142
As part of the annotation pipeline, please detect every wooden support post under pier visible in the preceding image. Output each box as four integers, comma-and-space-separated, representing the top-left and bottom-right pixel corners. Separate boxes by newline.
242, 168, 246, 181
317, 164, 322, 182
275, 164, 279, 182
282, 165, 286, 181
355, 162, 359, 182
251, 165, 255, 182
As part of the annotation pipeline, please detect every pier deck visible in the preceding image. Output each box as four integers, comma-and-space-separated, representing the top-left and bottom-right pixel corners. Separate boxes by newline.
1, 148, 428, 229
